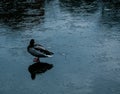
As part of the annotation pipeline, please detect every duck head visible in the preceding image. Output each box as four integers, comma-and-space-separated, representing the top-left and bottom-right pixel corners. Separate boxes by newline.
30, 39, 35, 46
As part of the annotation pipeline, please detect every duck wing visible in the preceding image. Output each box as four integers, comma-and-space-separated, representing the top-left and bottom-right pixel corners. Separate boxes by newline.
28, 47, 48, 57
34, 44, 54, 55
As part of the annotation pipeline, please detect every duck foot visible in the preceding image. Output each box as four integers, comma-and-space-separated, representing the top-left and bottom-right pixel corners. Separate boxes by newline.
33, 57, 40, 63
38, 57, 40, 63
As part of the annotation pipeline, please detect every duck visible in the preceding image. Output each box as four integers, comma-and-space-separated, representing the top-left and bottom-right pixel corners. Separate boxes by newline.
27, 39, 54, 61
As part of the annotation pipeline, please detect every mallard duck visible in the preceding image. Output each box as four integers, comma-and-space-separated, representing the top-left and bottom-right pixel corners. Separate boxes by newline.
27, 39, 54, 61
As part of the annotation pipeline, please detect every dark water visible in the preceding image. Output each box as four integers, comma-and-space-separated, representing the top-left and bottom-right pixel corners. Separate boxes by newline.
0, 0, 120, 94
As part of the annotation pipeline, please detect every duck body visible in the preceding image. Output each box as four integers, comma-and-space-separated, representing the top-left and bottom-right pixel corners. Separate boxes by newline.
27, 39, 54, 58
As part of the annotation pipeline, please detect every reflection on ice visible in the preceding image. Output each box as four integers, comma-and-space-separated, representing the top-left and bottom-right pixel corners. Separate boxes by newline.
28, 62, 53, 80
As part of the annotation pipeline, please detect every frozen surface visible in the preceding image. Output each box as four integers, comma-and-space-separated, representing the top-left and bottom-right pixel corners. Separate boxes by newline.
0, 0, 120, 94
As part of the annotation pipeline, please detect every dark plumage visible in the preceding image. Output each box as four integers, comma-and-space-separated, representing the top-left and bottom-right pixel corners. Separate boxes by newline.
27, 39, 54, 60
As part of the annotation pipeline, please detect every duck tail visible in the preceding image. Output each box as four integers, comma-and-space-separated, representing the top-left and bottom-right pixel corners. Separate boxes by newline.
46, 54, 53, 57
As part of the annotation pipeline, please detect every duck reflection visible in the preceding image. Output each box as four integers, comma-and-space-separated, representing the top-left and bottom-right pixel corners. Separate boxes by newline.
28, 58, 53, 80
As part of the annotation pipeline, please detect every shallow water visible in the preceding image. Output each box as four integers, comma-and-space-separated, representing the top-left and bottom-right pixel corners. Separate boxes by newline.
0, 0, 120, 94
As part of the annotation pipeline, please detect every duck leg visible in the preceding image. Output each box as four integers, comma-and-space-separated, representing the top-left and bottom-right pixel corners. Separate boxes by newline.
33, 57, 40, 63
37, 57, 40, 63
